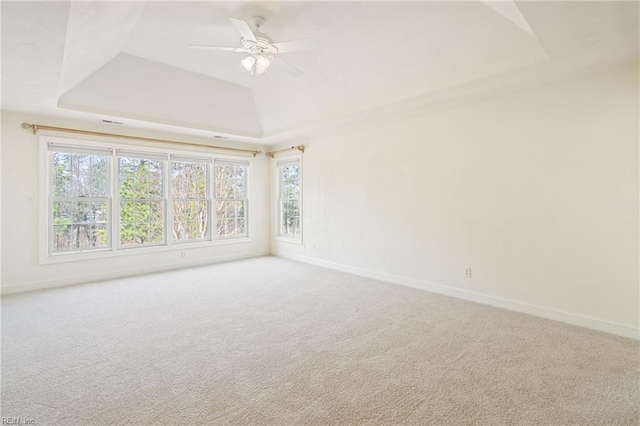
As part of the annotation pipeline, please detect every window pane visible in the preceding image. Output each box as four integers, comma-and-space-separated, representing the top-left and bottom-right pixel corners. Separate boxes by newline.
173, 200, 209, 241
278, 163, 301, 238
214, 164, 246, 199
216, 200, 244, 220
52, 152, 108, 197
120, 201, 164, 246
119, 157, 163, 199
282, 179, 300, 199
171, 161, 208, 199
119, 156, 164, 247
282, 164, 300, 183
52, 201, 109, 252
281, 200, 300, 237
216, 200, 247, 238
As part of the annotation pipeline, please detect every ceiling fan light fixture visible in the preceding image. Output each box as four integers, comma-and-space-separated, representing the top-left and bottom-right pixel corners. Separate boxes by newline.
255, 54, 270, 71
241, 55, 256, 71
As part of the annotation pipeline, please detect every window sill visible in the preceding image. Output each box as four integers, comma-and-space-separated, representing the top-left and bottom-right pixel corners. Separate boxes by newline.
275, 236, 303, 245
39, 237, 254, 265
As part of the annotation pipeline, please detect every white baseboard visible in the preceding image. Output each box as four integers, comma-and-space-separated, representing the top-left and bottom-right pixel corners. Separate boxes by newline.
274, 251, 639, 340
1, 250, 269, 295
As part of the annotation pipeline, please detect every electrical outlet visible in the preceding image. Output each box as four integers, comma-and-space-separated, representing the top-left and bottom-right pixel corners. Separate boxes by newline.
463, 267, 472, 279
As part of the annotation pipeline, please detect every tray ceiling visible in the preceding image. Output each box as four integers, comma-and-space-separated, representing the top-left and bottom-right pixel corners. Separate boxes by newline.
2, 1, 638, 144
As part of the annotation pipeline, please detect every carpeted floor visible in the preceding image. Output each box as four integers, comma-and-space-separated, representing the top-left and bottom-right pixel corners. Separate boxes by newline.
1, 256, 638, 425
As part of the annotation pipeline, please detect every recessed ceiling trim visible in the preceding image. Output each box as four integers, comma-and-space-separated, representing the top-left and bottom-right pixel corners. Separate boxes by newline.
57, 98, 264, 140
482, 0, 537, 38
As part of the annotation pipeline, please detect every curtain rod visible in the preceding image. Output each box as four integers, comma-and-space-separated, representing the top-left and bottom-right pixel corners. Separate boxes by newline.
266, 145, 304, 158
21, 122, 262, 157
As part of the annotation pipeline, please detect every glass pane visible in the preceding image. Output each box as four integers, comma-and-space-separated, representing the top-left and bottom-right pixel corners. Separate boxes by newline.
119, 157, 163, 199
281, 200, 300, 237
282, 164, 300, 182
226, 218, 237, 236
173, 200, 209, 241
120, 201, 164, 246
216, 200, 245, 219
214, 164, 247, 199
216, 200, 229, 220
235, 201, 245, 218
217, 218, 243, 238
293, 217, 300, 236
52, 201, 109, 252
216, 219, 226, 237
52, 152, 108, 197
282, 179, 300, 199
171, 161, 208, 199
216, 200, 226, 219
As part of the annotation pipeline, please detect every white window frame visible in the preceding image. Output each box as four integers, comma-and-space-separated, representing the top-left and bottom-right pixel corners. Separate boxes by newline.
170, 155, 213, 244
274, 153, 303, 244
47, 144, 113, 255
116, 150, 168, 249
39, 135, 253, 265
214, 159, 250, 240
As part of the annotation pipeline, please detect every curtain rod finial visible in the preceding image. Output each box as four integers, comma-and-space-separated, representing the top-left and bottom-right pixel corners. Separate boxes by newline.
21, 122, 37, 134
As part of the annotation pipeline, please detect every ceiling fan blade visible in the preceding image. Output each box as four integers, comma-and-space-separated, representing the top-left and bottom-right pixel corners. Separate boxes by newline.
275, 58, 303, 78
190, 44, 247, 53
229, 17, 256, 42
272, 38, 316, 53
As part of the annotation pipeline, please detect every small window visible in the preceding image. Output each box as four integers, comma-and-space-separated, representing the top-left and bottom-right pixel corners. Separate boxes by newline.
49, 144, 111, 254
117, 151, 166, 247
277, 158, 301, 239
214, 160, 249, 239
171, 156, 211, 242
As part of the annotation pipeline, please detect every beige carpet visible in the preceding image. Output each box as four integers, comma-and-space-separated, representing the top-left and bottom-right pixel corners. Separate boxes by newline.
1, 256, 638, 425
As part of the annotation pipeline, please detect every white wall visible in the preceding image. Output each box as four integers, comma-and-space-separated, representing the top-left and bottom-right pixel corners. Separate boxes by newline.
273, 62, 639, 337
1, 111, 270, 293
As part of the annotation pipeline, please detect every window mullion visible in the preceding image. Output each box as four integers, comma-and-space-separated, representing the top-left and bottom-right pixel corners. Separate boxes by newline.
210, 161, 215, 241
165, 157, 172, 246
112, 151, 119, 252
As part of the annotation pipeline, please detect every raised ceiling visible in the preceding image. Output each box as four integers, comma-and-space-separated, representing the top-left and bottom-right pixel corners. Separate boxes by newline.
2, 1, 638, 144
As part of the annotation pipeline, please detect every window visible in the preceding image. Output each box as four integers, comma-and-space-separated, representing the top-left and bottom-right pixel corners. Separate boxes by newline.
117, 151, 166, 247
44, 138, 251, 261
277, 158, 301, 239
171, 156, 211, 242
49, 144, 111, 253
214, 159, 248, 239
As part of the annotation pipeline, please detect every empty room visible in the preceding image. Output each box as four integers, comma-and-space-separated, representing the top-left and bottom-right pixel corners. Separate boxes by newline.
1, 0, 638, 424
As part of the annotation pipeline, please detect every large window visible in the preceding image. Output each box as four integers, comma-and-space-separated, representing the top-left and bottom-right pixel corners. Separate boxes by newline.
45, 139, 250, 261
277, 158, 301, 240
214, 160, 248, 239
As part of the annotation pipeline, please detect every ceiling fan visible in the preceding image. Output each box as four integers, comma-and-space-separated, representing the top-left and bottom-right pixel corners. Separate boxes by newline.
191, 16, 315, 77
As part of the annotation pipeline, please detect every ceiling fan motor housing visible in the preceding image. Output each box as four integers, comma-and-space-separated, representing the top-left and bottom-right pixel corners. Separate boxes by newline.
241, 34, 277, 56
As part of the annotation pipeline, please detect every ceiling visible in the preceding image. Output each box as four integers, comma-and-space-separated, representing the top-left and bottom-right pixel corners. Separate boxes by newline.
2, 1, 638, 145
